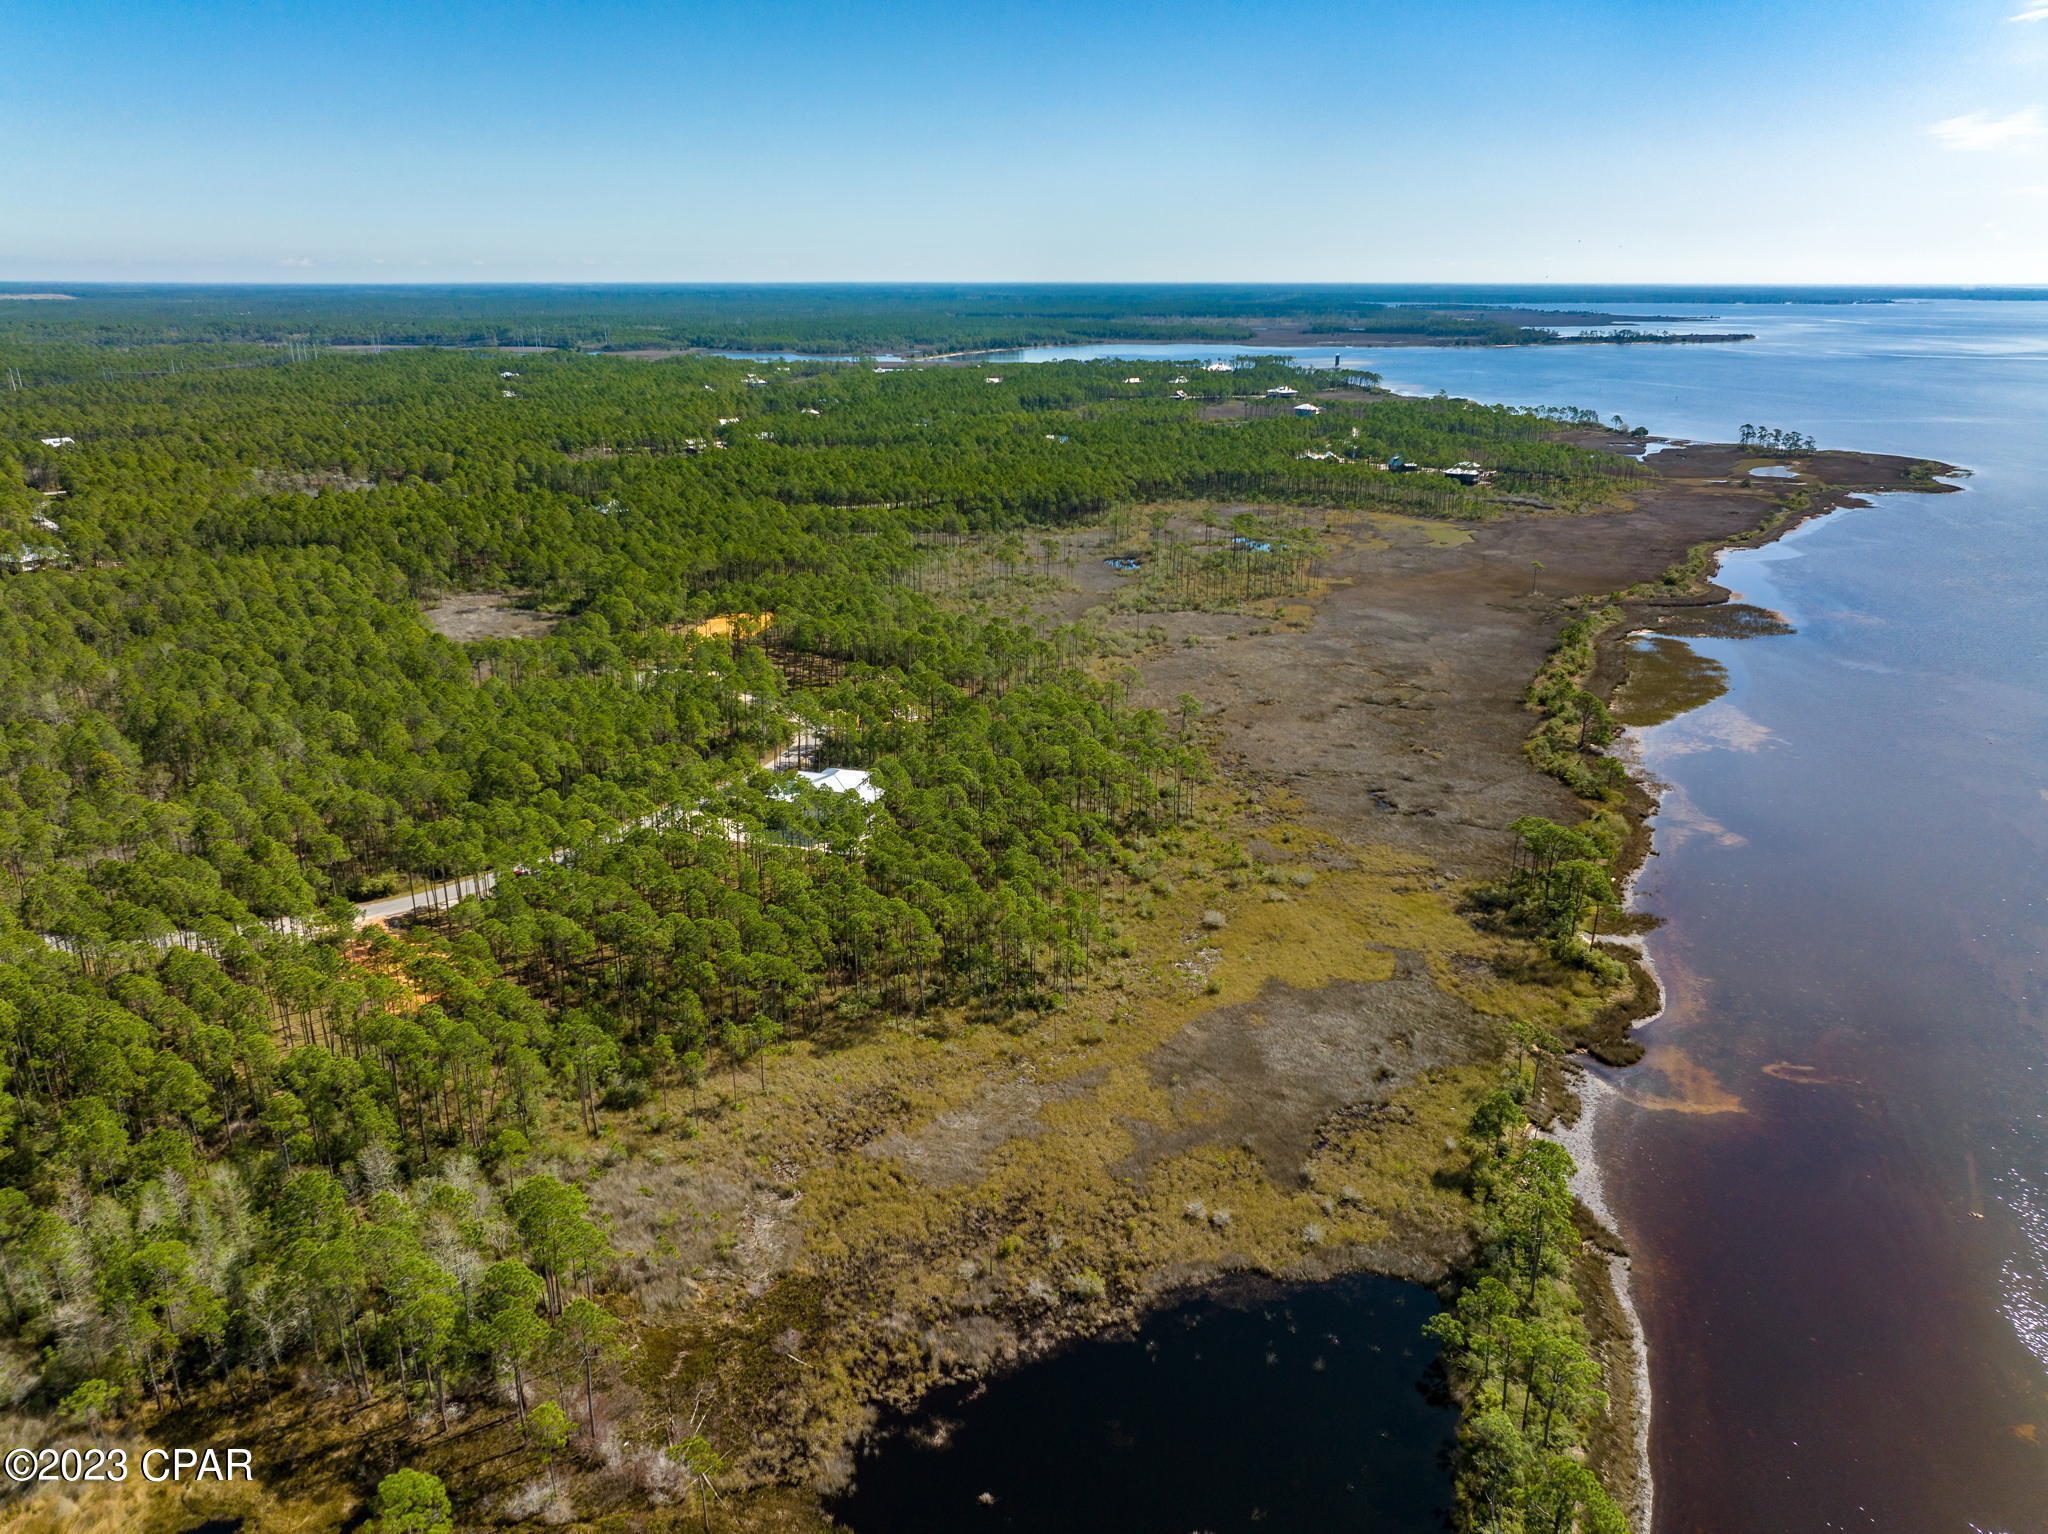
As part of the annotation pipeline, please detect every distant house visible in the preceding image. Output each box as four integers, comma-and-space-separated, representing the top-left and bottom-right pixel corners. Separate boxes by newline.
38, 436, 73, 447
1445, 460, 1488, 484
984, 376, 1004, 383
1170, 376, 1189, 384
499, 370, 520, 379
799, 407, 822, 415
1123, 376, 1142, 384
1292, 402, 1321, 415
1266, 386, 1298, 398
1170, 390, 1190, 400
792, 766, 882, 804
501, 390, 517, 398
31, 515, 59, 531
1202, 361, 1233, 372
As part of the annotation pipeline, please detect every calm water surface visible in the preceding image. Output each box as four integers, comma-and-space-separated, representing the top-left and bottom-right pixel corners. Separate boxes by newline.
834, 1274, 1456, 1534
1016, 304, 2048, 1531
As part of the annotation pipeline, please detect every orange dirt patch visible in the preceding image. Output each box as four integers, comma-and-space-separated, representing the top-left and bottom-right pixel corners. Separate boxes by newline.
677, 611, 774, 640
344, 940, 434, 1012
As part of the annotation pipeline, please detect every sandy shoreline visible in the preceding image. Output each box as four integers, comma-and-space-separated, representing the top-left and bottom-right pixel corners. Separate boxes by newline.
1548, 1078, 1657, 1533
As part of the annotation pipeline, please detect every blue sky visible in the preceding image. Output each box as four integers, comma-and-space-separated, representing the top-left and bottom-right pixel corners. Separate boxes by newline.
3, 0, 2045, 283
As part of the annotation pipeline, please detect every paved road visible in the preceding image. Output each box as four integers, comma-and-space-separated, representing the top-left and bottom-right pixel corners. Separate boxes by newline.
356, 873, 500, 924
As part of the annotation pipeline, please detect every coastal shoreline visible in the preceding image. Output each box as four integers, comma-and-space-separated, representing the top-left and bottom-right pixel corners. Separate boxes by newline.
1549, 1076, 1656, 1534
1553, 448, 1964, 1531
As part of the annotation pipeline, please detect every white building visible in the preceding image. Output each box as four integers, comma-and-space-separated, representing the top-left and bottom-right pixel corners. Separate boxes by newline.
795, 767, 882, 804
1266, 386, 1298, 398
1203, 361, 1233, 372
38, 436, 74, 447
1292, 402, 1322, 415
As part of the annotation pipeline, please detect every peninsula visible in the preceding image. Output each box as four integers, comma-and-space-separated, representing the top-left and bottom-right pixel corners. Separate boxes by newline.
0, 316, 1948, 1534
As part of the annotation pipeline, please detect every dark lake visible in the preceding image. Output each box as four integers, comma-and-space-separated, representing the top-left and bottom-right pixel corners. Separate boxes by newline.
831, 1273, 1457, 1534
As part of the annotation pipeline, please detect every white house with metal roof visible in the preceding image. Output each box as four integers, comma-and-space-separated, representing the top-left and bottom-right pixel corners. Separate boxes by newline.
793, 767, 882, 804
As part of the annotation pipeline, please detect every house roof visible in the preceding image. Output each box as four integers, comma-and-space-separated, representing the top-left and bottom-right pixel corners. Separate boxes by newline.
795, 767, 882, 804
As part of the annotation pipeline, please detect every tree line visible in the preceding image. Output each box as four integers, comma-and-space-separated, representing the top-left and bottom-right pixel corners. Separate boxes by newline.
1426, 1070, 1628, 1533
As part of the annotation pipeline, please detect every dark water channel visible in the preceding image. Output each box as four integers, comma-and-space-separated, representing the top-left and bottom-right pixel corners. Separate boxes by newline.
832, 1274, 1456, 1534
